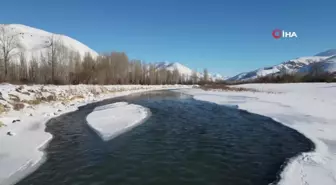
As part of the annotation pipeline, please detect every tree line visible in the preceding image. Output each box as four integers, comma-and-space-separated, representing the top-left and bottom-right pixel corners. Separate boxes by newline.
0, 26, 208, 85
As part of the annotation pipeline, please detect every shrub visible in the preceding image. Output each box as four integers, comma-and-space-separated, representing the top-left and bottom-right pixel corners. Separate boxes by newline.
0, 104, 5, 114
201, 84, 258, 92
13, 103, 25, 111
0, 121, 6, 128
46, 95, 56, 102
23, 98, 42, 105
8, 94, 20, 102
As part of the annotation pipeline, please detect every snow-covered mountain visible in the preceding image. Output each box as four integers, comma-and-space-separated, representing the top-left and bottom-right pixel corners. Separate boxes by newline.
156, 62, 193, 76
315, 49, 336, 57
155, 62, 225, 81
0, 24, 98, 62
209, 73, 228, 81
228, 50, 336, 81
298, 56, 336, 74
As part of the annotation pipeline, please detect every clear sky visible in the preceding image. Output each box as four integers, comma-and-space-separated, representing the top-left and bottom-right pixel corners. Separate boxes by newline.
1, 0, 335, 76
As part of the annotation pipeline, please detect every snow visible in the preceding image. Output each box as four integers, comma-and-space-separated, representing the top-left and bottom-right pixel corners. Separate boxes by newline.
228, 51, 334, 81
299, 56, 336, 74
166, 62, 194, 76
176, 83, 336, 185
86, 102, 150, 141
155, 62, 226, 81
156, 62, 193, 77
0, 104, 76, 185
0, 24, 98, 63
0, 84, 190, 185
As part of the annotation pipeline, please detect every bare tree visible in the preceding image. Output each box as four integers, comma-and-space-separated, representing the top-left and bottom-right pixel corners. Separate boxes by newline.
191, 70, 198, 84
0, 25, 21, 80
172, 68, 180, 84
203, 68, 209, 82
19, 52, 27, 81
46, 34, 62, 83
28, 56, 38, 83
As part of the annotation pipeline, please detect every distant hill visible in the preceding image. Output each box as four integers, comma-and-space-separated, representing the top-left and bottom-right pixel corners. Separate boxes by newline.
155, 62, 225, 81
228, 49, 336, 81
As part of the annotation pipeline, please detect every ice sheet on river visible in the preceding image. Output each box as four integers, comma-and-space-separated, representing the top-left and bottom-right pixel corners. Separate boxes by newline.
86, 102, 150, 141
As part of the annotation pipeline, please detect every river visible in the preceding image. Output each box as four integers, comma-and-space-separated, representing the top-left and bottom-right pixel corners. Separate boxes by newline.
16, 90, 313, 185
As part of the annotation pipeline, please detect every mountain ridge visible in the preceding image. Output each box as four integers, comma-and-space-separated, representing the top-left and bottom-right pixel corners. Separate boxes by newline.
228, 50, 336, 81
155, 61, 225, 81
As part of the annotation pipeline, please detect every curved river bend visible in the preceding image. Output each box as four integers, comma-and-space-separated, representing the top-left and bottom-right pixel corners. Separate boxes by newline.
16, 91, 313, 185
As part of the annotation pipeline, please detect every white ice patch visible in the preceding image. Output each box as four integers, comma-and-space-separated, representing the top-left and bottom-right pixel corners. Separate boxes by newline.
86, 102, 150, 141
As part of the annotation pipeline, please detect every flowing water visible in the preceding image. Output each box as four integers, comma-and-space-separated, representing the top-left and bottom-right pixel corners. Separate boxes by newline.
16, 91, 313, 185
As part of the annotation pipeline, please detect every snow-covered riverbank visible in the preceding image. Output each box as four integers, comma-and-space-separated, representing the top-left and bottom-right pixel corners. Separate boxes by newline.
0, 84, 190, 185
177, 83, 336, 185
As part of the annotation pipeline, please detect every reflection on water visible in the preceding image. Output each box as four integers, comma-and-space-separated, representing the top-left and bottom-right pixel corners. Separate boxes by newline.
16, 91, 313, 185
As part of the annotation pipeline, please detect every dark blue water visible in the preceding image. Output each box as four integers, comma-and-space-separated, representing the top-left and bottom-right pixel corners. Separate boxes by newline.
16, 91, 313, 185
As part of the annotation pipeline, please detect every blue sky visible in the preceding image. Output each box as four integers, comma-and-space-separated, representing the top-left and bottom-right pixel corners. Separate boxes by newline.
1, 0, 335, 76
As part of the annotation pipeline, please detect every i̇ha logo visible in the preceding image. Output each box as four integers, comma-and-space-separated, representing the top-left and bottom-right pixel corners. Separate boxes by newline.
272, 29, 298, 39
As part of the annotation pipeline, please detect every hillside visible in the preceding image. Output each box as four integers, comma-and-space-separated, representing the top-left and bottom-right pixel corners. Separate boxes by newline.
228, 50, 336, 81
0, 24, 98, 62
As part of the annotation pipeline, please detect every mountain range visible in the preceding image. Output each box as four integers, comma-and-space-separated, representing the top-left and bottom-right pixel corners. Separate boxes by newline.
228, 49, 336, 81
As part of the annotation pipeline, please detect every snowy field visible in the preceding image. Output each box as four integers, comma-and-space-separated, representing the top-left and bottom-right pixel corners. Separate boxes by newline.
177, 83, 336, 185
0, 84, 190, 185
86, 102, 151, 141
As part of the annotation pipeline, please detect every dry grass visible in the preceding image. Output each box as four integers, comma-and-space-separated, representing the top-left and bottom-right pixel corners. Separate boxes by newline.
200, 84, 259, 92
61, 95, 85, 105
70, 95, 85, 101
22, 99, 42, 105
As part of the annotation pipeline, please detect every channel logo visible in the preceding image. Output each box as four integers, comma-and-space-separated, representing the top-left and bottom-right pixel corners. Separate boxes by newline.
272, 29, 298, 39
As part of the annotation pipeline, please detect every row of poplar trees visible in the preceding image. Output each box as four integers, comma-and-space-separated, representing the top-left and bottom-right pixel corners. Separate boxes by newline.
0, 26, 207, 85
